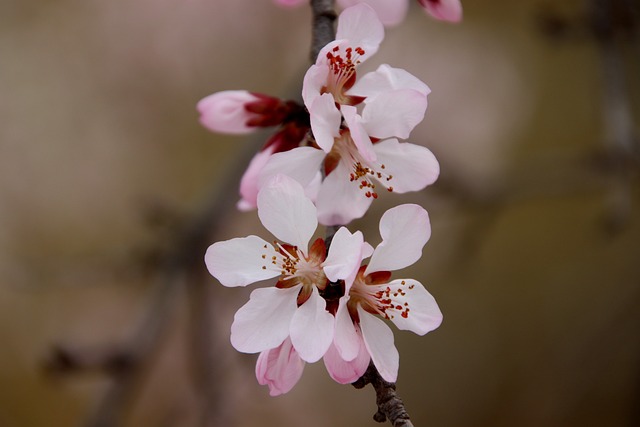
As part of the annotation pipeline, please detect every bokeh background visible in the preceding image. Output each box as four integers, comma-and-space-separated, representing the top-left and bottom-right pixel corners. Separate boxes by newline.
1, 0, 639, 426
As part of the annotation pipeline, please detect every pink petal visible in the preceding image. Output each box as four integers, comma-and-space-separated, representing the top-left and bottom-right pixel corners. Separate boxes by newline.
333, 299, 360, 361
349, 64, 430, 98
302, 64, 329, 107
323, 336, 370, 384
383, 279, 443, 335
419, 0, 463, 23
365, 203, 431, 274
338, 0, 409, 27
361, 89, 428, 140
205, 236, 280, 287
316, 161, 373, 226
336, 4, 385, 60
289, 287, 335, 363
323, 228, 364, 283
358, 306, 399, 382
231, 286, 301, 354
256, 337, 306, 396
237, 145, 277, 211
257, 174, 318, 250
259, 147, 326, 192
372, 138, 440, 193
197, 90, 259, 134
309, 93, 341, 153
342, 105, 376, 163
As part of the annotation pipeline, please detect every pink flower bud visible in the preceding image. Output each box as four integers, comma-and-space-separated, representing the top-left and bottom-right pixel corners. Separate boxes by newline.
197, 90, 289, 134
418, 0, 463, 23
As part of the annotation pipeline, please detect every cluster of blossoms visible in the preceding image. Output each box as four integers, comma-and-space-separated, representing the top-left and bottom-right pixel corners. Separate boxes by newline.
200, 3, 453, 396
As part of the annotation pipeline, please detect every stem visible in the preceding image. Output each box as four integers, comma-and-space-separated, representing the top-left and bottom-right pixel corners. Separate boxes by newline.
310, 0, 337, 62
352, 362, 415, 427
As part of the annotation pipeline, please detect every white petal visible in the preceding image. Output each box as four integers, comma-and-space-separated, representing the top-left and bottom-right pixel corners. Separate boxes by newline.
383, 279, 443, 335
316, 161, 373, 226
258, 147, 326, 193
323, 228, 364, 283
256, 337, 306, 396
349, 64, 430, 98
361, 89, 428, 140
358, 306, 399, 382
230, 285, 300, 354
338, 0, 408, 27
336, 3, 385, 60
257, 174, 318, 250
323, 336, 370, 384
366, 203, 431, 274
259, 147, 326, 191
333, 298, 360, 361
205, 236, 280, 287
290, 287, 335, 363
309, 93, 341, 152
342, 105, 376, 162
302, 64, 329, 107
372, 138, 440, 193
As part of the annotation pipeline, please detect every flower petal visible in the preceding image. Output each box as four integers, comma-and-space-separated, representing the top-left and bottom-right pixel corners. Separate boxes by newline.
259, 147, 326, 193
257, 174, 318, 250
290, 287, 335, 363
323, 335, 370, 384
361, 89, 428, 140
336, 3, 385, 60
302, 64, 329, 107
358, 306, 399, 382
256, 337, 306, 396
237, 145, 277, 211
365, 204, 431, 274
419, 0, 463, 23
309, 93, 341, 152
316, 161, 373, 226
197, 90, 259, 134
323, 228, 364, 283
383, 279, 443, 335
338, 0, 408, 27
349, 64, 430, 98
333, 298, 360, 361
231, 285, 301, 354
205, 236, 280, 287
372, 138, 440, 193
342, 105, 376, 162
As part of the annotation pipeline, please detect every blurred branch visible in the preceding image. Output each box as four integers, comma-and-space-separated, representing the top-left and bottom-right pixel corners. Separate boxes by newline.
78, 135, 262, 427
353, 362, 414, 427
310, 0, 337, 62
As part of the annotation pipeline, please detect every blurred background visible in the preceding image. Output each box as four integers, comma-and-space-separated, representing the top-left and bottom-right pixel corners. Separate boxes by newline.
1, 0, 639, 426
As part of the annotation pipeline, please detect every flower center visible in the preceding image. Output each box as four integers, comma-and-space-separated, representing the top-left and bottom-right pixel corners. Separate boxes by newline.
262, 238, 328, 305
346, 267, 412, 322
324, 45, 365, 105
330, 132, 394, 199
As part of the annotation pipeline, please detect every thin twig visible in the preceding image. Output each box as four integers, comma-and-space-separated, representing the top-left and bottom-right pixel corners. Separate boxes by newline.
352, 362, 415, 427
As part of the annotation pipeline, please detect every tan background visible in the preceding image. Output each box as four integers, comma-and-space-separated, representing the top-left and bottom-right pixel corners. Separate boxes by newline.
1, 0, 639, 426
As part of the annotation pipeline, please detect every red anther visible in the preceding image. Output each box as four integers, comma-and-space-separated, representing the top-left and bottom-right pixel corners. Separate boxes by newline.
372, 193, 378, 199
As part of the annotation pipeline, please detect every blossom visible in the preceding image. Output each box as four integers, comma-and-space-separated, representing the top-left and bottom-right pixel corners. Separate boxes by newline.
256, 337, 306, 396
258, 5, 439, 226
197, 90, 310, 210
418, 0, 463, 23
273, 0, 461, 26
205, 174, 365, 365
326, 204, 443, 383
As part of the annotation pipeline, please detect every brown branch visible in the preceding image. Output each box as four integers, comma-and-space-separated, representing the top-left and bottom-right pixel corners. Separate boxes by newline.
352, 362, 415, 427
310, 0, 337, 62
